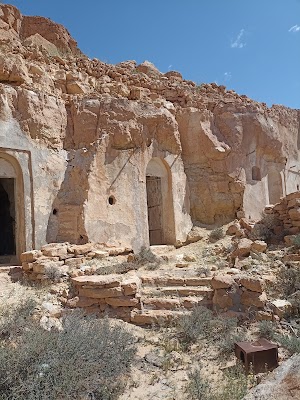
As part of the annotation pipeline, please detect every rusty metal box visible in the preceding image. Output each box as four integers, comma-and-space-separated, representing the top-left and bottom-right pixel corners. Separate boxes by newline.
235, 338, 278, 373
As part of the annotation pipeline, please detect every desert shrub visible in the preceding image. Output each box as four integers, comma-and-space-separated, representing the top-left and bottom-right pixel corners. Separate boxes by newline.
176, 306, 213, 346
44, 264, 63, 283
208, 227, 225, 242
135, 246, 162, 264
0, 296, 37, 340
214, 363, 248, 400
275, 264, 300, 297
0, 305, 136, 400
185, 368, 211, 400
134, 246, 162, 270
257, 321, 275, 340
95, 247, 162, 274
260, 212, 278, 230
292, 234, 300, 249
250, 224, 271, 241
250, 213, 278, 241
176, 306, 240, 352
218, 331, 246, 356
185, 363, 249, 400
276, 334, 300, 355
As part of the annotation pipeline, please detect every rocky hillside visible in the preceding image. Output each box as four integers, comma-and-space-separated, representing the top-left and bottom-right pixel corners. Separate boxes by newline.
0, 4, 299, 252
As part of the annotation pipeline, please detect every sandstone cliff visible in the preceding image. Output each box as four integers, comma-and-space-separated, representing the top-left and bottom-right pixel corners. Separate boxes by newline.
0, 4, 299, 258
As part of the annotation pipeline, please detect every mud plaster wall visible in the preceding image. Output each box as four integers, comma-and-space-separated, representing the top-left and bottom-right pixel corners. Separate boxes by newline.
0, 117, 67, 259
83, 144, 192, 252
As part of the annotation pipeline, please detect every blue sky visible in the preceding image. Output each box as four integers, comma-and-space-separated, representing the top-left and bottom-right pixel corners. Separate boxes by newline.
2, 0, 300, 109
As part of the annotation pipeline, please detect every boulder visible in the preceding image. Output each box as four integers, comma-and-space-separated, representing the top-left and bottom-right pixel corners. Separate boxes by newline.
32, 259, 64, 274
238, 276, 264, 293
241, 290, 267, 308
244, 355, 300, 400
121, 275, 141, 296
288, 208, 300, 221
284, 235, 296, 246
270, 299, 292, 318
231, 238, 253, 258
20, 250, 42, 263
251, 240, 267, 253
226, 222, 241, 236
213, 289, 233, 309
68, 243, 94, 256
211, 274, 234, 289
41, 243, 68, 259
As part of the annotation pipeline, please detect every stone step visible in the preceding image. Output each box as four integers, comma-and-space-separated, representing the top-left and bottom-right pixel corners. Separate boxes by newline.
141, 285, 213, 298
130, 309, 188, 325
140, 275, 212, 287
141, 295, 212, 311
149, 245, 175, 255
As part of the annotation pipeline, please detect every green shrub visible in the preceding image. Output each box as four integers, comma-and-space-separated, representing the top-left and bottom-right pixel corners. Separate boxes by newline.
44, 264, 63, 283
135, 246, 162, 268
176, 306, 213, 346
250, 212, 278, 241
292, 234, 300, 249
218, 331, 246, 356
185, 369, 211, 400
185, 363, 249, 400
0, 297, 37, 340
215, 363, 248, 400
0, 302, 136, 400
257, 321, 275, 340
208, 228, 225, 242
276, 334, 300, 355
94, 247, 162, 275
176, 306, 240, 352
276, 265, 300, 297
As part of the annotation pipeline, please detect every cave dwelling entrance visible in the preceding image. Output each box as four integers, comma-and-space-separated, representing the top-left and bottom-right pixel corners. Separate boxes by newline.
146, 158, 176, 246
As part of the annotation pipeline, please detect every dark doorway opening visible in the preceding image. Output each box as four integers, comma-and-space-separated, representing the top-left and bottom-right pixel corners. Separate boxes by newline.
0, 178, 16, 256
146, 176, 163, 245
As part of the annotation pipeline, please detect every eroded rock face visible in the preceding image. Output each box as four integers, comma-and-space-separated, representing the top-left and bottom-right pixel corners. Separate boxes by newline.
0, 4, 299, 258
244, 355, 300, 400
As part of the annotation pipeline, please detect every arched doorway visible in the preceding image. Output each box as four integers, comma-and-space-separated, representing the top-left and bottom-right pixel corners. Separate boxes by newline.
146, 158, 176, 245
0, 155, 25, 262
268, 169, 283, 205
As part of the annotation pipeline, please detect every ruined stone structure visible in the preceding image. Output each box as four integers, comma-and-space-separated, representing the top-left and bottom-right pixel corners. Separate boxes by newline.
0, 4, 299, 262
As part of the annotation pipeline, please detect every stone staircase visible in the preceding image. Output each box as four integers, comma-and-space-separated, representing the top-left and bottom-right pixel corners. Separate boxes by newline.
66, 269, 215, 325
131, 273, 213, 325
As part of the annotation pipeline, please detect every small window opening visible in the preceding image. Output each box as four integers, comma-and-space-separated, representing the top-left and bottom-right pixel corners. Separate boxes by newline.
53, 208, 58, 215
252, 166, 261, 181
297, 184, 299, 191
108, 196, 116, 205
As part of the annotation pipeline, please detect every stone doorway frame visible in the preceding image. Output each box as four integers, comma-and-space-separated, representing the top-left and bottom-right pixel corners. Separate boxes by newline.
145, 158, 176, 245
0, 151, 28, 263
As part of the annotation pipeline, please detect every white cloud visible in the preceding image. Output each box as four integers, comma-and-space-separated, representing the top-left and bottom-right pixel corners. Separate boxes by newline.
224, 72, 232, 81
289, 25, 300, 33
231, 29, 246, 48
168, 64, 173, 70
